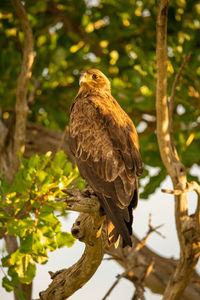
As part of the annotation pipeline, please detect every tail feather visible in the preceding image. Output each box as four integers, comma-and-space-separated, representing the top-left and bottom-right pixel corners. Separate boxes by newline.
97, 194, 132, 247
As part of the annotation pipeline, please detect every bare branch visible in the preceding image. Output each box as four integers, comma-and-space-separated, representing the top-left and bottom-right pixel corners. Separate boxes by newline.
106, 235, 200, 300
132, 259, 154, 300
162, 181, 200, 195
136, 214, 165, 252
102, 265, 135, 300
169, 52, 192, 157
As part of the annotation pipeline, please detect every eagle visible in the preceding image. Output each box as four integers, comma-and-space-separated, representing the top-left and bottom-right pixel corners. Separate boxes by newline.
69, 69, 143, 247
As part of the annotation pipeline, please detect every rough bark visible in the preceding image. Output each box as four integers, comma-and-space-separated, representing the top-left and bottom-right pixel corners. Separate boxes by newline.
156, 0, 200, 299
39, 189, 106, 300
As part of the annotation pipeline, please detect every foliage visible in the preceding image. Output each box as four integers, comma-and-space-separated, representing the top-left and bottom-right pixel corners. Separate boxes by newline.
0, 151, 84, 295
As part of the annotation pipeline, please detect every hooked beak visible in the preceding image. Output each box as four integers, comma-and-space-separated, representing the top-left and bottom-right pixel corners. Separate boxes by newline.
79, 72, 88, 85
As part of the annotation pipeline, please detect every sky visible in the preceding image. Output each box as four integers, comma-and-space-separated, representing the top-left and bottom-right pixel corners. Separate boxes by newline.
0, 170, 199, 300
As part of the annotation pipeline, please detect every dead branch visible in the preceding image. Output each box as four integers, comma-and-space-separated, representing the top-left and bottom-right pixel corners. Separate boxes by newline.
102, 265, 136, 300
162, 181, 200, 195
132, 259, 154, 300
135, 214, 165, 252
106, 235, 200, 300
156, 0, 200, 299
39, 189, 106, 300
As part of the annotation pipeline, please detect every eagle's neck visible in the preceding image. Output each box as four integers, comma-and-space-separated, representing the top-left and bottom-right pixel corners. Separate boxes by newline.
77, 86, 111, 95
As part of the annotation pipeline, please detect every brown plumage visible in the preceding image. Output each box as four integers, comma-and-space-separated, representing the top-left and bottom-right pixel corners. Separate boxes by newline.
69, 69, 143, 247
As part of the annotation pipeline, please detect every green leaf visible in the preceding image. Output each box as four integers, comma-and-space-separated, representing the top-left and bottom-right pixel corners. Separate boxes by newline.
2, 276, 13, 292
28, 154, 40, 169
51, 151, 67, 170
39, 212, 58, 224
20, 234, 33, 253
7, 219, 34, 237
37, 170, 48, 183
32, 253, 48, 264
17, 256, 36, 284
141, 169, 166, 199
56, 232, 75, 248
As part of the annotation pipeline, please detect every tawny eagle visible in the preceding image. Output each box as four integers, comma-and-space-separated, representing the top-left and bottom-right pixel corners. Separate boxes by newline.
69, 69, 143, 247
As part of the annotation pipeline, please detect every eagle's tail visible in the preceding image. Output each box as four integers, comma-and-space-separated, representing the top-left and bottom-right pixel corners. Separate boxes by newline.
97, 194, 133, 247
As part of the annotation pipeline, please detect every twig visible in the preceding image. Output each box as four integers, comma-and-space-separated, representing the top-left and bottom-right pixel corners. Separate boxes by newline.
102, 265, 134, 300
132, 259, 154, 300
162, 181, 200, 195
169, 52, 192, 115
102, 216, 159, 300
168, 52, 192, 159
169, 52, 192, 128
136, 214, 165, 252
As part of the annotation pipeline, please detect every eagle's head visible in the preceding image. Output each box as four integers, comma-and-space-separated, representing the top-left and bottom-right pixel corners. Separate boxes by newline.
79, 69, 111, 92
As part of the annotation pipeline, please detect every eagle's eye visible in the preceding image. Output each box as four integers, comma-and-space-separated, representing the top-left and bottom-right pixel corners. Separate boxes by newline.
92, 74, 98, 80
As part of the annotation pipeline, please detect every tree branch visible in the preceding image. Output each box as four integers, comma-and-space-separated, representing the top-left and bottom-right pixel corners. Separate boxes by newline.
102, 265, 136, 300
106, 235, 200, 300
10, 0, 34, 178
39, 188, 106, 299
24, 122, 75, 164
156, 1, 200, 299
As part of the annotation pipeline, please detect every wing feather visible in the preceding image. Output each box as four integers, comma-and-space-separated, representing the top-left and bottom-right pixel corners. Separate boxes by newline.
69, 91, 142, 246
69, 94, 142, 208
